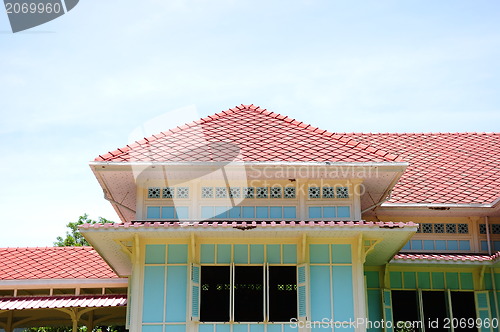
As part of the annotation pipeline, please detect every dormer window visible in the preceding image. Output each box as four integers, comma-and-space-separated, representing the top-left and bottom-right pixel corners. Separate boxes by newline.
144, 182, 354, 220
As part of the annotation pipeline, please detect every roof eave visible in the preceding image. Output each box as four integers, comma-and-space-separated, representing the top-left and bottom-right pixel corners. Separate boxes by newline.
389, 259, 491, 266
382, 200, 500, 209
0, 278, 127, 288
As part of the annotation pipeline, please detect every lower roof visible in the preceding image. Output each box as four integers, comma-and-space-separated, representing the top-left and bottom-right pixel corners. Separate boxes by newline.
0, 247, 120, 280
81, 220, 418, 276
84, 220, 416, 228
391, 252, 500, 265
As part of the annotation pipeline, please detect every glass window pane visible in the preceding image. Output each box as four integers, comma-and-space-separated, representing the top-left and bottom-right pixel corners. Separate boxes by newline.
242, 207, 255, 218
201, 206, 214, 219
422, 291, 448, 328
337, 206, 350, 218
200, 266, 230, 322
162, 207, 175, 219
270, 207, 282, 218
447, 240, 458, 250
283, 207, 296, 219
215, 206, 228, 219
459, 240, 470, 251
268, 266, 297, 322
234, 266, 264, 322
308, 207, 321, 218
256, 207, 269, 219
391, 291, 419, 326
424, 240, 434, 250
451, 292, 476, 332
147, 207, 161, 219
176, 207, 189, 220
229, 206, 241, 218
323, 207, 336, 218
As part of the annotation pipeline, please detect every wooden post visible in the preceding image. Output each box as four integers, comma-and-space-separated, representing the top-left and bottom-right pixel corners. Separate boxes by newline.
87, 310, 95, 331
5, 311, 13, 332
71, 308, 79, 332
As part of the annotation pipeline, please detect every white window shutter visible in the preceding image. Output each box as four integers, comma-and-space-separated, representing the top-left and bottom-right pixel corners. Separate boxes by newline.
190, 263, 201, 322
265, 263, 270, 322
230, 262, 235, 322
381, 289, 393, 332
297, 263, 309, 322
475, 291, 492, 332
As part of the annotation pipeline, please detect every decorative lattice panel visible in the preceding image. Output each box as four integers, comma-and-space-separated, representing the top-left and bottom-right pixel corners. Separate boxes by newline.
244, 187, 254, 199
479, 224, 487, 234
492, 224, 500, 234
270, 187, 282, 199
215, 187, 228, 198
201, 187, 213, 199
177, 187, 189, 199
148, 187, 161, 199
322, 187, 335, 199
162, 187, 174, 199
336, 187, 349, 198
308, 187, 320, 199
458, 224, 469, 234
284, 187, 296, 199
229, 187, 241, 198
422, 223, 433, 233
256, 187, 268, 199
446, 224, 457, 234
434, 223, 445, 233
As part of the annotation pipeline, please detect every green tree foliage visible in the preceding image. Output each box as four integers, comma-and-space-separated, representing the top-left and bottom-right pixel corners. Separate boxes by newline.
54, 214, 113, 247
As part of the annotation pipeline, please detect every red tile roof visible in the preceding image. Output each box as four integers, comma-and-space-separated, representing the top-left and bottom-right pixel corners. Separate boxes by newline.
342, 132, 500, 205
0, 294, 126, 310
95, 105, 402, 163
0, 247, 119, 280
95, 104, 500, 205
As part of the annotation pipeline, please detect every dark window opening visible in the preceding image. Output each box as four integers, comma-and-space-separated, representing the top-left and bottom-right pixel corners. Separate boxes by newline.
269, 266, 297, 322
200, 266, 230, 322
234, 266, 264, 322
451, 292, 477, 332
392, 290, 421, 331
422, 291, 448, 332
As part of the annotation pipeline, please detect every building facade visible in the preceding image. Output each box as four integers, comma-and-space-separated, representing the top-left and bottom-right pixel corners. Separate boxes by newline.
79, 105, 500, 332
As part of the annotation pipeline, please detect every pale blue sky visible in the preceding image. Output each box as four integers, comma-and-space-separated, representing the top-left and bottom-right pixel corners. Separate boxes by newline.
0, 0, 499, 246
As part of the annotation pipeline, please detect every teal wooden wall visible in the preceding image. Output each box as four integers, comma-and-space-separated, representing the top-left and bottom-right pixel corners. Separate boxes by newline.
199, 244, 297, 264
141, 243, 357, 332
143, 244, 188, 331
365, 269, 500, 332
309, 244, 355, 331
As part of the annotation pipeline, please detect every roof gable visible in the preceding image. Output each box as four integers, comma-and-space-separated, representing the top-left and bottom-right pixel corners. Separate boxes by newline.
95, 105, 402, 163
